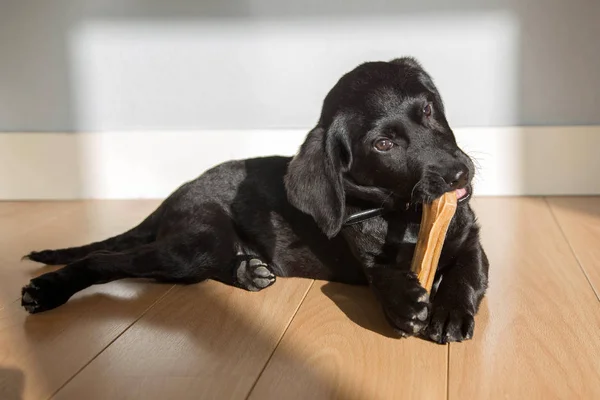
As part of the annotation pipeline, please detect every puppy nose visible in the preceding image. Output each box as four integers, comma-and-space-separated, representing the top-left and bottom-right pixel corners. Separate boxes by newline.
444, 167, 468, 189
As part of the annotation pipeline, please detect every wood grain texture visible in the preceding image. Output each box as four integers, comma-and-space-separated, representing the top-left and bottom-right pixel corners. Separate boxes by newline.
0, 202, 73, 242
547, 197, 600, 298
0, 200, 161, 305
0, 282, 171, 400
249, 280, 447, 400
3, 198, 600, 400
53, 278, 313, 400
448, 197, 600, 399
0, 201, 175, 400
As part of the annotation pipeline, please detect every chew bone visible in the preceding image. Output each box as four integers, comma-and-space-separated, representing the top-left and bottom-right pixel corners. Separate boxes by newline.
410, 191, 458, 293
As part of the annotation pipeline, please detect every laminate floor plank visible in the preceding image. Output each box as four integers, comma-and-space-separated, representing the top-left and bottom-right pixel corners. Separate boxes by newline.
547, 196, 600, 299
0, 201, 174, 400
53, 279, 314, 400
448, 198, 600, 399
249, 280, 448, 400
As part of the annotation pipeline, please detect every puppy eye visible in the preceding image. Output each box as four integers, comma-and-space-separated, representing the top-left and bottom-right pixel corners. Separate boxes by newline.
423, 103, 433, 117
374, 139, 394, 152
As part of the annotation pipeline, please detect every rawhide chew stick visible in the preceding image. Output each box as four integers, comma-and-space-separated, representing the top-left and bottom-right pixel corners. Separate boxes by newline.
410, 191, 458, 293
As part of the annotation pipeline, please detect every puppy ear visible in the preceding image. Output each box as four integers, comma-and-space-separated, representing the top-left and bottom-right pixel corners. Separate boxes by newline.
285, 115, 352, 238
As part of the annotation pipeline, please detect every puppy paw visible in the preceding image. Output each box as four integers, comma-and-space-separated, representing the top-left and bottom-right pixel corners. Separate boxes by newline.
24, 250, 61, 265
370, 269, 430, 337
423, 304, 475, 344
235, 257, 276, 292
382, 284, 430, 337
21, 275, 70, 314
411, 173, 449, 204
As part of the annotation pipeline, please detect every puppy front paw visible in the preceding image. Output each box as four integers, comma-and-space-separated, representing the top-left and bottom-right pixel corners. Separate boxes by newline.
370, 269, 431, 337
411, 173, 449, 204
381, 292, 430, 337
423, 304, 475, 344
235, 257, 276, 292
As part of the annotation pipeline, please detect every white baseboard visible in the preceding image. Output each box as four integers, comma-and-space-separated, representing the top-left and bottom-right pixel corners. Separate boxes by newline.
1, 126, 599, 199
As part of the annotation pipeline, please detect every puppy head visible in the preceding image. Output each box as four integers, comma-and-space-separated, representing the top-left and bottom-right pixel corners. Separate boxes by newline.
285, 57, 475, 237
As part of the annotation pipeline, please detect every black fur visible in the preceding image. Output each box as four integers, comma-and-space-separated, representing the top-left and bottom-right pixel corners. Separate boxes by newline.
21, 57, 489, 343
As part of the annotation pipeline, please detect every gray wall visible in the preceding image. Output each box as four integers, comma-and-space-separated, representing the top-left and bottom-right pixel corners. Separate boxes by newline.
1, 0, 599, 131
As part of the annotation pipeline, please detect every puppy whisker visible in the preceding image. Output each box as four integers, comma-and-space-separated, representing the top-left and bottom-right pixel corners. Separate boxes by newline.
410, 178, 425, 204
379, 191, 395, 209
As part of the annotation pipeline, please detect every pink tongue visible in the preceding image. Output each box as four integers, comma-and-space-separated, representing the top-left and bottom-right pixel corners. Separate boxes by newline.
455, 188, 468, 199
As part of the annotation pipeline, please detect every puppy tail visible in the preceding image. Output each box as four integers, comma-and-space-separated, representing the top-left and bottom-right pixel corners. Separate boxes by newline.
24, 206, 164, 266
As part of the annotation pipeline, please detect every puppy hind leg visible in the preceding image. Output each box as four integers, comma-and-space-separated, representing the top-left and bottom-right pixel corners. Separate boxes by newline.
21, 232, 225, 314
171, 208, 277, 292
25, 206, 163, 265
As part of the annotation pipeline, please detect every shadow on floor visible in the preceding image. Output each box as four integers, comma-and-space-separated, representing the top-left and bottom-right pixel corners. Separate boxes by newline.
20, 280, 360, 399
320, 281, 400, 339
0, 367, 25, 400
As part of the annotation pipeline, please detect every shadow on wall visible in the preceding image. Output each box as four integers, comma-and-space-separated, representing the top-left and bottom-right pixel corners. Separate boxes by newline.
0, 0, 599, 197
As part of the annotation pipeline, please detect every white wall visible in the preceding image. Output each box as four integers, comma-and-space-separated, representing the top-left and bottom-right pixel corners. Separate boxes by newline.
1, 0, 599, 131
1, 1, 599, 199
64, 15, 518, 130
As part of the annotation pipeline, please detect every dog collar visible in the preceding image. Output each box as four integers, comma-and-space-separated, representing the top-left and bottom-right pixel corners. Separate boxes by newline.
343, 208, 386, 226
343, 202, 412, 226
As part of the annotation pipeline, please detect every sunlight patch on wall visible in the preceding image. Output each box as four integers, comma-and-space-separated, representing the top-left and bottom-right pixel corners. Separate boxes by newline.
68, 13, 519, 130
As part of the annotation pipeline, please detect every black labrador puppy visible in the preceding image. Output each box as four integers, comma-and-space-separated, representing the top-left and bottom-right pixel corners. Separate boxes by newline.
21, 57, 489, 343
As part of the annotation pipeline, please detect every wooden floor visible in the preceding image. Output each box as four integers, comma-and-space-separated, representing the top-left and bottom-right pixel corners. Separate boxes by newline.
1, 198, 599, 400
